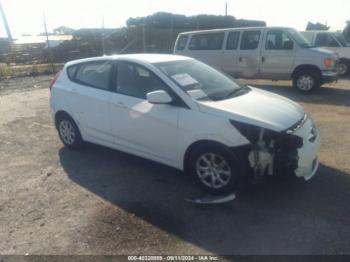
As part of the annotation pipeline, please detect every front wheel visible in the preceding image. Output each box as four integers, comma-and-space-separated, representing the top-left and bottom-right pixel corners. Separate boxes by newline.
188, 144, 244, 195
293, 71, 320, 93
336, 61, 349, 77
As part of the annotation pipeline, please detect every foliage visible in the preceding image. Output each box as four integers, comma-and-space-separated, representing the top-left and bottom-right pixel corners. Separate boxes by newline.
306, 22, 330, 31
53, 26, 75, 35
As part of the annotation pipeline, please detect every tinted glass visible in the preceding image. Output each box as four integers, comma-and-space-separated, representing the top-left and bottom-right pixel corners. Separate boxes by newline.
265, 30, 293, 50
67, 65, 78, 79
176, 35, 188, 50
117, 62, 169, 99
189, 33, 224, 50
226, 32, 240, 50
315, 33, 340, 47
240, 31, 261, 50
75, 61, 112, 90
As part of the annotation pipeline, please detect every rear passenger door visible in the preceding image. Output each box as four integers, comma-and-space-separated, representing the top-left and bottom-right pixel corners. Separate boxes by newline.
222, 31, 241, 77
187, 32, 225, 70
67, 61, 114, 143
260, 29, 296, 79
237, 29, 262, 78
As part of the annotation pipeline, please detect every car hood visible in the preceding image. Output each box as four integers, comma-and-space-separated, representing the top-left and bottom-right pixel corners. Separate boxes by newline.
197, 87, 305, 132
309, 47, 338, 57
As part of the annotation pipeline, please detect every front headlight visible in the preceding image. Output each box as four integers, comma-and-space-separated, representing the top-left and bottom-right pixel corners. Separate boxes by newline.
324, 58, 334, 68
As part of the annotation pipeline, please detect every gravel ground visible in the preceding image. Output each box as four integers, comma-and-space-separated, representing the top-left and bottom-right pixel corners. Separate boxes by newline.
0, 76, 350, 256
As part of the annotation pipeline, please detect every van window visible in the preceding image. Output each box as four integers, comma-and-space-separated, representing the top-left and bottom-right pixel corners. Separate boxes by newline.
74, 61, 112, 90
265, 30, 294, 50
315, 33, 340, 47
240, 31, 261, 50
226, 32, 240, 50
176, 35, 188, 50
189, 33, 225, 50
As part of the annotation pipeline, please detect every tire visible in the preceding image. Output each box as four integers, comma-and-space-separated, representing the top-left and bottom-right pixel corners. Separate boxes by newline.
56, 114, 82, 149
336, 61, 349, 77
187, 143, 245, 195
292, 70, 320, 93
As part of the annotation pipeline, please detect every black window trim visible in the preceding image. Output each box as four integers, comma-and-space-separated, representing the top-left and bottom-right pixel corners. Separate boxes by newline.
67, 60, 115, 92
114, 61, 190, 109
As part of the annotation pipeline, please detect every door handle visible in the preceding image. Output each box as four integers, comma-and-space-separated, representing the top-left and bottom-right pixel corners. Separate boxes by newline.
71, 88, 78, 93
239, 57, 243, 62
261, 56, 265, 63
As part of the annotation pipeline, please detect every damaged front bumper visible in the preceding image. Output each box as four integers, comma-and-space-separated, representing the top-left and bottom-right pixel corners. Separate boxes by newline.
241, 115, 320, 181
293, 117, 320, 180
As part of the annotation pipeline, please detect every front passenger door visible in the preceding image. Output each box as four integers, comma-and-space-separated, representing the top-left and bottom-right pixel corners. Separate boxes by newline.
109, 61, 181, 164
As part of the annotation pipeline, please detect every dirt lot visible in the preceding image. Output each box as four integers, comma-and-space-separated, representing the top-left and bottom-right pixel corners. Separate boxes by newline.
0, 76, 350, 255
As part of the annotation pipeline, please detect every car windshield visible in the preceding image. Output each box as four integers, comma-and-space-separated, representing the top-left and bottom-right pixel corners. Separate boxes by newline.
287, 29, 313, 48
334, 33, 349, 47
154, 59, 248, 101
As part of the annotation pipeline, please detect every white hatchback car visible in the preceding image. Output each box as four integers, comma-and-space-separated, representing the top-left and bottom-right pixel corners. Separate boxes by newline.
50, 54, 320, 195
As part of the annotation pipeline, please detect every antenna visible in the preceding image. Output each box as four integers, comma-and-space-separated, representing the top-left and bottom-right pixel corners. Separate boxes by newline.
225, 2, 228, 16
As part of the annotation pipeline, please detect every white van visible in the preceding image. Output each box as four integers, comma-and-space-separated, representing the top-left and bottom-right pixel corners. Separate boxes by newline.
174, 27, 338, 92
301, 31, 350, 76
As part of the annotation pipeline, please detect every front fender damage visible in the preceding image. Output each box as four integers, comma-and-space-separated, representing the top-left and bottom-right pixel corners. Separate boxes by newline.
231, 115, 320, 182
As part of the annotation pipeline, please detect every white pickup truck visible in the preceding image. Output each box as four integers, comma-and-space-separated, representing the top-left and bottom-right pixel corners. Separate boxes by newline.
301, 31, 350, 76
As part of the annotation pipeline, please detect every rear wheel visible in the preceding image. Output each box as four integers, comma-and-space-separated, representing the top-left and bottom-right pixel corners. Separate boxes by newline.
56, 115, 82, 149
293, 70, 320, 93
188, 144, 244, 195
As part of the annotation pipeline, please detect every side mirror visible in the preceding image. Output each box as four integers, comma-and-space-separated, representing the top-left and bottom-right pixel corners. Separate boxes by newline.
147, 90, 173, 104
284, 40, 294, 50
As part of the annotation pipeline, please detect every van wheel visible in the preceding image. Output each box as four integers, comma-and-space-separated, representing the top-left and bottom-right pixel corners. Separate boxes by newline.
336, 61, 349, 76
293, 71, 320, 93
188, 144, 244, 195
56, 115, 82, 149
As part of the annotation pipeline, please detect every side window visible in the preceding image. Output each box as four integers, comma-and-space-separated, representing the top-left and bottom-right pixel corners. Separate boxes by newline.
117, 62, 170, 99
74, 61, 112, 90
265, 30, 294, 50
240, 31, 261, 50
189, 33, 225, 50
67, 65, 78, 79
176, 35, 188, 50
226, 32, 240, 50
315, 33, 340, 47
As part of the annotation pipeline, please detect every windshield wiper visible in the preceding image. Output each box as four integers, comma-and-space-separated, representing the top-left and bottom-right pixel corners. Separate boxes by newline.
220, 87, 249, 99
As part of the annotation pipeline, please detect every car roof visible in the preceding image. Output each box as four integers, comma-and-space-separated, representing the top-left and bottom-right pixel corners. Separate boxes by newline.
65, 54, 192, 67
178, 26, 294, 35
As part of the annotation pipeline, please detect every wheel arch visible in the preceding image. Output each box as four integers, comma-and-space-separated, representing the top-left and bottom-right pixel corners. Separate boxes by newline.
183, 139, 248, 172
291, 64, 322, 79
54, 110, 77, 129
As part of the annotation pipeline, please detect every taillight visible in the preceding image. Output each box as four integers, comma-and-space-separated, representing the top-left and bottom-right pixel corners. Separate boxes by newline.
49, 71, 61, 91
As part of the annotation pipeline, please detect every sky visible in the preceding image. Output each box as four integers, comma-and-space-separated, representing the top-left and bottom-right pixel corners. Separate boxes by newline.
0, 0, 349, 38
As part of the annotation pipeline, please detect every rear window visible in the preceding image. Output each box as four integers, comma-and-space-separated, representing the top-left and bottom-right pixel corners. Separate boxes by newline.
74, 61, 112, 90
67, 65, 78, 79
189, 33, 224, 50
240, 31, 261, 50
176, 35, 188, 50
